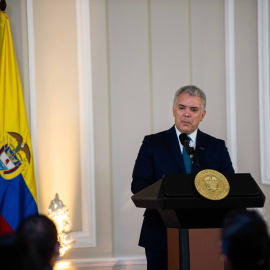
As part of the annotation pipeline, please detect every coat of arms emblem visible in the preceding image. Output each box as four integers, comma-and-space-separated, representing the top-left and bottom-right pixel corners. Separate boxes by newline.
0, 132, 31, 179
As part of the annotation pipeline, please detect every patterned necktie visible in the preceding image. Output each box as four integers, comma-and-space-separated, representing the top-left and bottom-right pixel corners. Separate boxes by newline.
183, 136, 192, 173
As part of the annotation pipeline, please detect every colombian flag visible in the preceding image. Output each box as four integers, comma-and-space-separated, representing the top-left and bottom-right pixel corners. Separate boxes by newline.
0, 11, 38, 234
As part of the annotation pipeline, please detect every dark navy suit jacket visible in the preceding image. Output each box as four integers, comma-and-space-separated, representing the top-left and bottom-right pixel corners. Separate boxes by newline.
131, 126, 234, 252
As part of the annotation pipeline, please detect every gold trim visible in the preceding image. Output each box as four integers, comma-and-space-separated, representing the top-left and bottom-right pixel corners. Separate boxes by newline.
194, 169, 230, 200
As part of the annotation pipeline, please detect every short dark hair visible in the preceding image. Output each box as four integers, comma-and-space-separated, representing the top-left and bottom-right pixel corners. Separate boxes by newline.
17, 214, 58, 266
222, 209, 270, 270
0, 233, 42, 270
173, 85, 206, 111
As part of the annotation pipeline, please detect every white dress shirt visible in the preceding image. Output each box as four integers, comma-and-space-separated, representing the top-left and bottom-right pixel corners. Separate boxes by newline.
174, 125, 197, 154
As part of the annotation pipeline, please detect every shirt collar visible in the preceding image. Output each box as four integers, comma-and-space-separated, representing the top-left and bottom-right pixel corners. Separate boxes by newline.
174, 125, 198, 149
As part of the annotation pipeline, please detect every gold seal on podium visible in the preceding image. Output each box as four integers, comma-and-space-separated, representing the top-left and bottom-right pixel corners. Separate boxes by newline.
194, 169, 230, 200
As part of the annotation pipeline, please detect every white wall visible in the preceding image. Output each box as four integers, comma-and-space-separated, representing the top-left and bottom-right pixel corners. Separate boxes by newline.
6, 0, 270, 269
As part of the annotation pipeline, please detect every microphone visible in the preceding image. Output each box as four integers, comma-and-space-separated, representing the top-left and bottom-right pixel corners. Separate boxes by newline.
179, 133, 201, 171
179, 133, 193, 155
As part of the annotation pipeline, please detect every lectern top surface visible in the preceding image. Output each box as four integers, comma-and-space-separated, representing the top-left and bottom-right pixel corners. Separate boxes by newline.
164, 173, 260, 198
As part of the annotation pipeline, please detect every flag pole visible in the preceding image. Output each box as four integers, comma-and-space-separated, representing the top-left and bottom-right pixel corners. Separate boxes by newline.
0, 0, 7, 12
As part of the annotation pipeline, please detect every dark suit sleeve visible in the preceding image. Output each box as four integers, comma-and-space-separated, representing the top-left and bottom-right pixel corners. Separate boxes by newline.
220, 141, 234, 173
218, 140, 235, 174
195, 131, 235, 174
131, 136, 156, 194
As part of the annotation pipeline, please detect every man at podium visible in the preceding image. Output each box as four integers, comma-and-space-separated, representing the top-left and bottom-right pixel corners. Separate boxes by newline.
132, 85, 235, 270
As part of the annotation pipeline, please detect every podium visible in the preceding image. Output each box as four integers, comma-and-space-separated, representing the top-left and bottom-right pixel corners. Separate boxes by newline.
132, 173, 265, 270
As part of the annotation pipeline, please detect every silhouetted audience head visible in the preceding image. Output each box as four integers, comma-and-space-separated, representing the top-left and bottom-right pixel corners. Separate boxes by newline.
17, 214, 59, 269
222, 209, 270, 270
0, 233, 42, 270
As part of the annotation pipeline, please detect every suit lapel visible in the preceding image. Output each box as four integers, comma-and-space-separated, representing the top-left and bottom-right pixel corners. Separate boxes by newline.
166, 127, 210, 174
166, 126, 186, 173
191, 129, 207, 173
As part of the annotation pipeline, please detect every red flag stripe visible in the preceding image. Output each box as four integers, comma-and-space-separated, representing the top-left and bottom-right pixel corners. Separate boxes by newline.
0, 212, 14, 235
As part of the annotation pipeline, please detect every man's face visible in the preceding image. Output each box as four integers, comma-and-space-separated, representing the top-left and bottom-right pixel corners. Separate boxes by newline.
173, 93, 206, 135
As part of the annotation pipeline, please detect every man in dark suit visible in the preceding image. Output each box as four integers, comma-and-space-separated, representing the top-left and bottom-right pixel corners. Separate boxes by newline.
132, 85, 234, 270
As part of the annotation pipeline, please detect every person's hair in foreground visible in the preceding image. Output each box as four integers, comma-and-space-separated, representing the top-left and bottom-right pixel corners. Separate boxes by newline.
0, 233, 42, 270
222, 209, 270, 270
17, 214, 59, 268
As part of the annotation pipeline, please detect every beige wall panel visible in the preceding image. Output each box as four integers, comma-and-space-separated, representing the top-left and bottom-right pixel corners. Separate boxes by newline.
150, 0, 190, 132
261, 0, 270, 215
33, 0, 82, 231
64, 0, 114, 260
6, 0, 24, 90
235, 0, 259, 174
191, 0, 227, 141
6, 1, 23, 71
6, 0, 30, 124
107, 0, 151, 256
235, 0, 270, 216
87, 0, 113, 258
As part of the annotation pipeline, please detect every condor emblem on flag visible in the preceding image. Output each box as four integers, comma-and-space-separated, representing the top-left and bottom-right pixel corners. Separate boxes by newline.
0, 132, 30, 179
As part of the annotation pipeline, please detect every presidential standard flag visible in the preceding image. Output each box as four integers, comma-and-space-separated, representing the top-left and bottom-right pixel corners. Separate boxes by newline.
0, 10, 38, 234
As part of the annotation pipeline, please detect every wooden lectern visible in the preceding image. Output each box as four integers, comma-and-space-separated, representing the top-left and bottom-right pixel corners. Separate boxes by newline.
132, 173, 265, 270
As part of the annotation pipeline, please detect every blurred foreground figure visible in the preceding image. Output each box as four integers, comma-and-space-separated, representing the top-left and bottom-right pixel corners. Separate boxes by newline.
222, 209, 270, 270
17, 214, 60, 270
0, 233, 42, 270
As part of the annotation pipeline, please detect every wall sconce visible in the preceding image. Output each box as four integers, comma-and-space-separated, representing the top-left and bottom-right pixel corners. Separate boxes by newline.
48, 193, 74, 256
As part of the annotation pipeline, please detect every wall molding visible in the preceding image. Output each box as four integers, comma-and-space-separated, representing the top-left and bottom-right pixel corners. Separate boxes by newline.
55, 257, 147, 269
224, 0, 238, 172
258, 0, 270, 185
116, 257, 147, 266
26, 0, 39, 201
72, 0, 96, 247
26, 0, 96, 247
